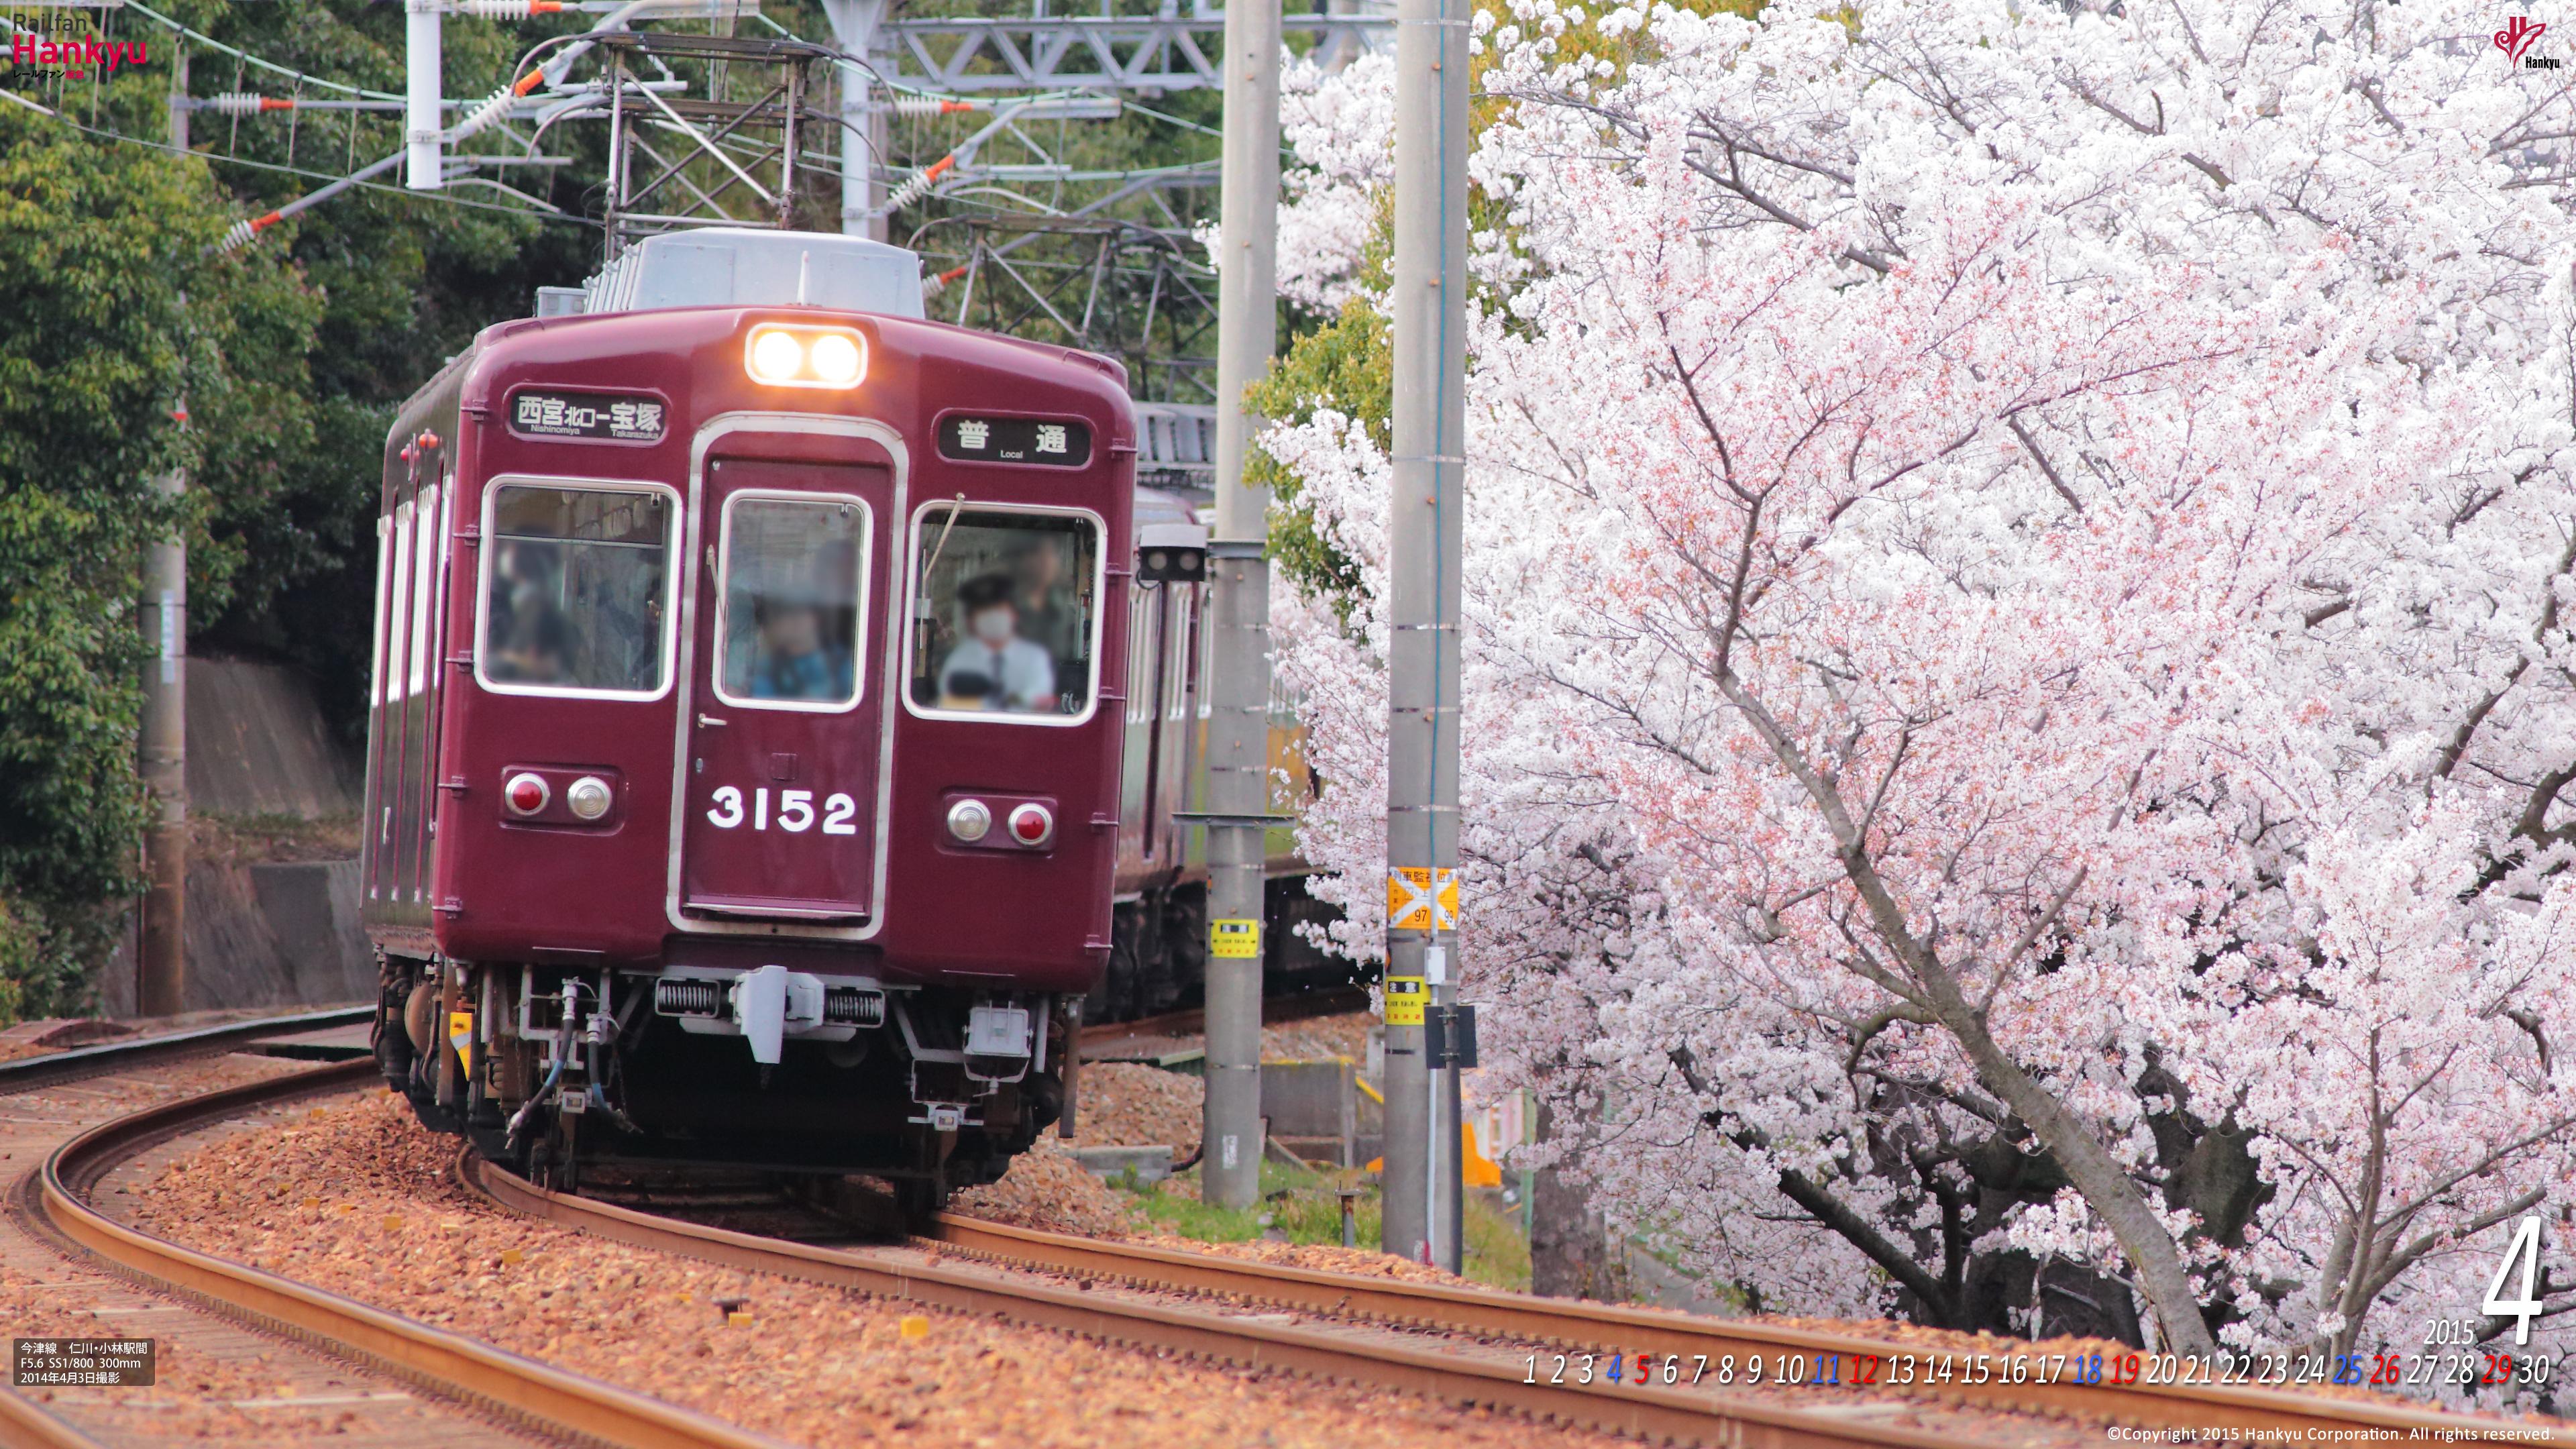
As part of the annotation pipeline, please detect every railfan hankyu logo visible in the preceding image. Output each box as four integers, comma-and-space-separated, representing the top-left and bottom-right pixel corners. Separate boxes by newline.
6, 13, 152, 85
2498, 15, 2561, 68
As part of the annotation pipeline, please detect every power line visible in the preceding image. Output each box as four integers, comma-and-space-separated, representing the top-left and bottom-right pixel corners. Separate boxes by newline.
48, 114, 601, 231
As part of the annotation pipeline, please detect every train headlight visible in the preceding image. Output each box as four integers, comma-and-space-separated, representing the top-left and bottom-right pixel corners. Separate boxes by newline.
566, 775, 613, 821
749, 328, 804, 384
745, 323, 868, 389
947, 798, 992, 843
504, 771, 549, 817
1008, 802, 1054, 847
808, 332, 863, 386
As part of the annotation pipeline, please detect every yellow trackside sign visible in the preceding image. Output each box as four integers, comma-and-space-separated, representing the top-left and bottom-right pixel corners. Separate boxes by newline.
1386, 867, 1460, 932
1210, 918, 1261, 960
1383, 975, 1427, 1027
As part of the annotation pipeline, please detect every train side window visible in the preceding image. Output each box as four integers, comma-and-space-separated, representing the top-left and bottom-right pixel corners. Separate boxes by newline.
384, 498, 414, 704
714, 494, 869, 712
478, 482, 676, 698
906, 506, 1099, 722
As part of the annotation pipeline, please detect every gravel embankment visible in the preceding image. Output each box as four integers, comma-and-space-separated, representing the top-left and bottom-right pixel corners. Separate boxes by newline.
136, 1091, 1625, 1448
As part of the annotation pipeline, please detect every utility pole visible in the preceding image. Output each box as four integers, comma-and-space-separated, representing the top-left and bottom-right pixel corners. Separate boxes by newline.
139, 52, 191, 1018
820, 0, 890, 242
1200, 0, 1281, 1213
1380, 0, 1468, 1270
405, 0, 441, 189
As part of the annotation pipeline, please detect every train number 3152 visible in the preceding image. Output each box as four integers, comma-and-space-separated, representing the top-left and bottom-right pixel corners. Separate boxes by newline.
706, 785, 860, 835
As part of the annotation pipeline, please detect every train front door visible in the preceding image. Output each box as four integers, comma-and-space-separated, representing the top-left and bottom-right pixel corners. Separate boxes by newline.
676, 458, 891, 922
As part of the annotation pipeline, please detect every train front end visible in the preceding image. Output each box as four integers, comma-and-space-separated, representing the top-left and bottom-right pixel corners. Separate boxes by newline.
362, 229, 1137, 1203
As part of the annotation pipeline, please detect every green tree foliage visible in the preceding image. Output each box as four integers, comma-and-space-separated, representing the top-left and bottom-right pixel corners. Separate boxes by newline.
0, 79, 319, 1014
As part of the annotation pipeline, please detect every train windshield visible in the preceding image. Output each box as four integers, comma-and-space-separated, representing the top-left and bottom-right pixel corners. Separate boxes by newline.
716, 494, 869, 710
480, 484, 674, 696
909, 508, 1098, 718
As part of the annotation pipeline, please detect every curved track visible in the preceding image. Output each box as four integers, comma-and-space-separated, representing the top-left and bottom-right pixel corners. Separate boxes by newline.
21, 1055, 786, 1449
12, 1024, 2568, 1449
921, 1215, 2558, 1444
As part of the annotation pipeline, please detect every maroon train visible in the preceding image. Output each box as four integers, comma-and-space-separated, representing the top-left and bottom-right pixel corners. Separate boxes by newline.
358, 227, 1239, 1203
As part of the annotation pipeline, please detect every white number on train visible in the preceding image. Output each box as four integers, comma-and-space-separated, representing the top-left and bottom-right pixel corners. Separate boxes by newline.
706, 785, 858, 835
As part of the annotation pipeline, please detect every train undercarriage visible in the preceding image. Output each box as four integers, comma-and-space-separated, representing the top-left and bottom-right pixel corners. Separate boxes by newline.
372, 953, 1067, 1216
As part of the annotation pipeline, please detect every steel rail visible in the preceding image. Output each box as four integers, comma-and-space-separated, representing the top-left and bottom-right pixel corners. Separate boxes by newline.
470, 1153, 2023, 1448
1077, 983, 1371, 1048
0, 1391, 99, 1449
920, 1215, 2565, 1444
34, 1058, 790, 1449
0, 1004, 374, 1095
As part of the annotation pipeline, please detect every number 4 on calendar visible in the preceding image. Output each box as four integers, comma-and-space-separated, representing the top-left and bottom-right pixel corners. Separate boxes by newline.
2483, 1216, 2546, 1347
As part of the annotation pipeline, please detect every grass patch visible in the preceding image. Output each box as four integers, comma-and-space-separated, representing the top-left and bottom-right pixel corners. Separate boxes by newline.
1110, 1159, 1532, 1291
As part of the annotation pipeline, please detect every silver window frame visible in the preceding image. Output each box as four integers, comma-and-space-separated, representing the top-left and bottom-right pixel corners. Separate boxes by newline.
472, 473, 684, 704
898, 499, 1108, 731
708, 487, 875, 715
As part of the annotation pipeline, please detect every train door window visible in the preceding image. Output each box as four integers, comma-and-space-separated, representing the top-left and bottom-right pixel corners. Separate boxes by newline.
905, 506, 1100, 723
714, 493, 870, 711
477, 480, 678, 698
408, 482, 440, 698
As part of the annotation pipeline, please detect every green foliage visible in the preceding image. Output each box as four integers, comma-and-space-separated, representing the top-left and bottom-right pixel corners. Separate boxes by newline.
0, 74, 318, 1018
1243, 287, 1390, 614
1116, 1161, 1531, 1290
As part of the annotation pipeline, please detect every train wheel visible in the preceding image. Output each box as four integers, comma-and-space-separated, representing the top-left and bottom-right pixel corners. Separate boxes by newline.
894, 1175, 947, 1232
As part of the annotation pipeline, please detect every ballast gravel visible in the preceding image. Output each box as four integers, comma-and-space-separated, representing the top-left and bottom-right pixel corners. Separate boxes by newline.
131, 1090, 1631, 1448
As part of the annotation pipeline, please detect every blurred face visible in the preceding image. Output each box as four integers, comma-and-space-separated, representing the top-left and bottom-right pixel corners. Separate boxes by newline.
762, 602, 822, 657
1014, 543, 1061, 596
970, 603, 1016, 644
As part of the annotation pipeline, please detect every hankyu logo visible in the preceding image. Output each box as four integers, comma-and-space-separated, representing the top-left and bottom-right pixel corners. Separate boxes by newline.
2497, 15, 2560, 68
7, 19, 151, 84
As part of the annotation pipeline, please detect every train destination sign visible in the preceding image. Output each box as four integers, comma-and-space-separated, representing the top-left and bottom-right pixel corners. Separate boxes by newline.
506, 389, 666, 443
938, 415, 1091, 467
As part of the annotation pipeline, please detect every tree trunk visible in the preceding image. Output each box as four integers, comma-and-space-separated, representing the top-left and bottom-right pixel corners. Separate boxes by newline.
1529, 1099, 1625, 1301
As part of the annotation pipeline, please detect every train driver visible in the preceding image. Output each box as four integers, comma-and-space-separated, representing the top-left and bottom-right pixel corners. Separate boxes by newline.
938, 573, 1057, 712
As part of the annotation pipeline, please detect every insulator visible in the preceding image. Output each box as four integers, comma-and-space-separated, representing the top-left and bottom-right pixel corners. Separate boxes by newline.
882, 155, 955, 215
453, 0, 566, 15
444, 85, 517, 144
890, 95, 981, 119
216, 217, 260, 254
205, 92, 294, 117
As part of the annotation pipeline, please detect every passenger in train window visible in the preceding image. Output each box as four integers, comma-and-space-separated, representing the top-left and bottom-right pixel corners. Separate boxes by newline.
938, 573, 1056, 712
1008, 535, 1081, 680
748, 588, 854, 702
493, 608, 570, 683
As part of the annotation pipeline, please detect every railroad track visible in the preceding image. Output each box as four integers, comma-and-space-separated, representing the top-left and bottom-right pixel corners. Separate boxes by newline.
0, 1004, 374, 1093
14, 1053, 784, 1449
1077, 983, 1372, 1049
14, 1027, 2567, 1449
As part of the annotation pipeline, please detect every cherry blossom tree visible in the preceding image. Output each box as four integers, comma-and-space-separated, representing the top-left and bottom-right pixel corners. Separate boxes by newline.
1264, 0, 2576, 1379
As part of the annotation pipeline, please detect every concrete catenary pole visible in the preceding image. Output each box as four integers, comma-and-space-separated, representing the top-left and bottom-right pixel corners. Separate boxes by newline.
821, 0, 890, 242
405, 0, 440, 189
139, 51, 191, 1018
1380, 0, 1468, 1269
1201, 0, 1282, 1213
